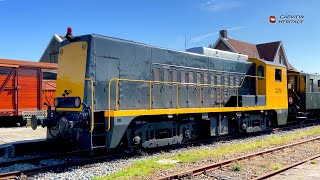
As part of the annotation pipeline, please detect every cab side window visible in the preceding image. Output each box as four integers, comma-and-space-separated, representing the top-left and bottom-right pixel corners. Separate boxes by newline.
275, 69, 282, 82
257, 66, 264, 80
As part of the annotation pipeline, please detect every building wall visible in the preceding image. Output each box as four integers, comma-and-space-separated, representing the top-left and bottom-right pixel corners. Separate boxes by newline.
39, 39, 59, 63
214, 40, 232, 52
274, 47, 286, 66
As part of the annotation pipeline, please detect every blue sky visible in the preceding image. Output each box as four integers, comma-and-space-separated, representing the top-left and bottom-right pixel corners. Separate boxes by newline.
0, 0, 319, 72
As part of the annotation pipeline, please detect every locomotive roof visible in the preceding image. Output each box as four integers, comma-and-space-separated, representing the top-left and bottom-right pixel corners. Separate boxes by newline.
63, 34, 254, 64
262, 59, 286, 68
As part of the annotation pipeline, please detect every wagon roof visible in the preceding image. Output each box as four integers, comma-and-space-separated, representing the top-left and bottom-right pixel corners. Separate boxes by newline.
0, 58, 57, 69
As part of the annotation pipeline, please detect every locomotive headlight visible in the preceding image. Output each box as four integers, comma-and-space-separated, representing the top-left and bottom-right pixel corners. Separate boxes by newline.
74, 97, 81, 108
54, 98, 59, 107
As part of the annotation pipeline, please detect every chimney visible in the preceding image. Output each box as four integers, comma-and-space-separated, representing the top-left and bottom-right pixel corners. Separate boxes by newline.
220, 30, 228, 38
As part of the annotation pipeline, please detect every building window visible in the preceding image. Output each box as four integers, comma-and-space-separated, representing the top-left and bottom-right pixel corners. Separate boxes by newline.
275, 69, 282, 82
310, 79, 314, 92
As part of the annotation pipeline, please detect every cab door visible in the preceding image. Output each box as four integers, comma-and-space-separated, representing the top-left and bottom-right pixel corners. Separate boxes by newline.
287, 72, 303, 111
287, 74, 297, 95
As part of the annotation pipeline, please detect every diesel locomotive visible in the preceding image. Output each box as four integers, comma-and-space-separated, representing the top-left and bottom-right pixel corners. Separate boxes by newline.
32, 30, 316, 151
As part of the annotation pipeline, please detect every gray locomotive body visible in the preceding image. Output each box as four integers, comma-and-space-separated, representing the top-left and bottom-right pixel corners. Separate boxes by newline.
36, 34, 285, 151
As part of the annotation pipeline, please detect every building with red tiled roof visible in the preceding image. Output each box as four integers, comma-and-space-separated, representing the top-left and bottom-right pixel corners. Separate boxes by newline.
211, 30, 296, 71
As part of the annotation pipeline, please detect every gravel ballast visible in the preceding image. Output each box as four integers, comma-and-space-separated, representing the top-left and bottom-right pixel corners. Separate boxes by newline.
5, 125, 318, 180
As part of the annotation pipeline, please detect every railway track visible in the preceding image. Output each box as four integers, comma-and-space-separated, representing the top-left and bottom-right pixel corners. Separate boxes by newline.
0, 121, 319, 179
156, 136, 320, 180
253, 153, 320, 179
0, 150, 88, 168
0, 151, 127, 180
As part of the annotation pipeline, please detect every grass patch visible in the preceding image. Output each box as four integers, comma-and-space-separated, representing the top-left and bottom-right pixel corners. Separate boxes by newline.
231, 161, 241, 171
95, 158, 174, 180
310, 160, 317, 164
272, 163, 282, 170
99, 127, 320, 179
26, 119, 31, 127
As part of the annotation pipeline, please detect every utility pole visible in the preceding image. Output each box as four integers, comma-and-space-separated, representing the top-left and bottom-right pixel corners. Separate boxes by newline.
184, 34, 187, 51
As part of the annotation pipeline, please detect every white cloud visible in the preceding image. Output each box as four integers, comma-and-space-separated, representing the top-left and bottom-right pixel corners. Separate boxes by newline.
226, 26, 245, 32
201, 0, 241, 12
189, 32, 218, 43
189, 26, 245, 43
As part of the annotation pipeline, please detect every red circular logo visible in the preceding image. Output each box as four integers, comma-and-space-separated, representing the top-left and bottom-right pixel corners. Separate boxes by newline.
269, 16, 277, 24
289, 97, 293, 104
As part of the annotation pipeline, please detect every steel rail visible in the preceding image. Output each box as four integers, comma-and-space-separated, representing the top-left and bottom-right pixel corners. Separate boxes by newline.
157, 136, 320, 180
0, 150, 89, 168
0, 152, 127, 180
1, 122, 319, 179
253, 153, 320, 180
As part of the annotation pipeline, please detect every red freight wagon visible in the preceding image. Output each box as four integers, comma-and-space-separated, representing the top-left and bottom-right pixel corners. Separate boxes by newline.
0, 58, 57, 126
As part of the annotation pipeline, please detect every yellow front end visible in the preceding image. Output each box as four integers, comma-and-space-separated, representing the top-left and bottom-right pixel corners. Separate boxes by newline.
56, 41, 88, 111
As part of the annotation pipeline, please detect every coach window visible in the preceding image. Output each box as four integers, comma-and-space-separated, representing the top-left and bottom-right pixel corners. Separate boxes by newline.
153, 68, 160, 81
318, 80, 320, 92
310, 79, 314, 92
43, 71, 57, 80
275, 69, 282, 82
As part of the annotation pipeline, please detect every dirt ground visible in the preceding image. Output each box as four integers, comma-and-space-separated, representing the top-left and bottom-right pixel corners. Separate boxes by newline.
0, 127, 46, 145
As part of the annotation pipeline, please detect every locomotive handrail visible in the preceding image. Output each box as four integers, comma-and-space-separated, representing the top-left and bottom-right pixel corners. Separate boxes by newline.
106, 75, 264, 131
85, 78, 95, 132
